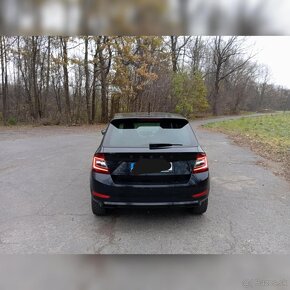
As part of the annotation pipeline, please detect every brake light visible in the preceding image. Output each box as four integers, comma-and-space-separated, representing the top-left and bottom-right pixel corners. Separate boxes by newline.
192, 153, 208, 173
92, 153, 109, 174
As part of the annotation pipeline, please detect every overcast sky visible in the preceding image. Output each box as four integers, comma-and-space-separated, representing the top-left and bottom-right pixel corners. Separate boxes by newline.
250, 36, 290, 89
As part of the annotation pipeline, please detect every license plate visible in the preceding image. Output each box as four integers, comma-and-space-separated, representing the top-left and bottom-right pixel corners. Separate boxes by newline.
129, 161, 173, 173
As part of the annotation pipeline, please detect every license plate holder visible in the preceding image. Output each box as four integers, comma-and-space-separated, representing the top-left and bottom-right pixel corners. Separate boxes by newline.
161, 162, 173, 173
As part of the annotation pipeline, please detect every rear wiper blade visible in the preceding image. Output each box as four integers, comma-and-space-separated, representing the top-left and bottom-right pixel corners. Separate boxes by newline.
149, 143, 183, 149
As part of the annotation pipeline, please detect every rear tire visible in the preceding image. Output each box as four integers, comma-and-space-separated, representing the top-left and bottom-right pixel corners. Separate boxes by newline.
91, 198, 107, 216
189, 199, 208, 215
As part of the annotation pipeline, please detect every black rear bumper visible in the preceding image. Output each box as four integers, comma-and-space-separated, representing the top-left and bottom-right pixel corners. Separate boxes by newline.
90, 171, 209, 208
92, 198, 208, 209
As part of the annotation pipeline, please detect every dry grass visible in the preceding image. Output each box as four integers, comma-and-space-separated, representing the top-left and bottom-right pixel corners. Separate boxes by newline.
204, 113, 290, 181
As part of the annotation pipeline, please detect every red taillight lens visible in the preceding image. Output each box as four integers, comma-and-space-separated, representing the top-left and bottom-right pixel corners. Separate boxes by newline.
92, 191, 110, 199
92, 153, 109, 174
192, 153, 208, 173
192, 189, 208, 198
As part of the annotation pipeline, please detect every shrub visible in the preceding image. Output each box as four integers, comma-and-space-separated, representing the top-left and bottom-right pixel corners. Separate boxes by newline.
40, 118, 53, 126
7, 117, 17, 126
173, 71, 209, 118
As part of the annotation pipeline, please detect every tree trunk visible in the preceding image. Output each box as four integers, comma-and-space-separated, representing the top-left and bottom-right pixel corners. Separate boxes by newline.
61, 37, 71, 125
258, 82, 267, 110
44, 36, 51, 117
91, 47, 98, 123
32, 36, 42, 120
98, 37, 108, 123
212, 59, 221, 116
0, 36, 8, 125
170, 36, 178, 73
84, 37, 91, 124
212, 78, 220, 116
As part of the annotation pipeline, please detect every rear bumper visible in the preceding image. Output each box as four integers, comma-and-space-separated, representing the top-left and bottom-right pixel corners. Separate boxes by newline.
90, 171, 210, 207
98, 198, 207, 208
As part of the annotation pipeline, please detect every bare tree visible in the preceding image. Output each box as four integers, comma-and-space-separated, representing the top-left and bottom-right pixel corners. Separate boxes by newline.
31, 36, 42, 119
97, 36, 112, 123
188, 36, 206, 74
91, 43, 99, 123
1, 36, 288, 125
170, 36, 191, 72
60, 37, 71, 125
257, 65, 270, 110
84, 36, 92, 124
211, 36, 253, 115
227, 62, 258, 113
0, 36, 8, 124
43, 36, 51, 116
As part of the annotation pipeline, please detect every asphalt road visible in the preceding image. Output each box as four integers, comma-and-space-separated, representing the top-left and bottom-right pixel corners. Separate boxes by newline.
0, 116, 289, 254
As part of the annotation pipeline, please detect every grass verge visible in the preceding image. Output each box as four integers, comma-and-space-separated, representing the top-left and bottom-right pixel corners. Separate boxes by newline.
203, 112, 290, 181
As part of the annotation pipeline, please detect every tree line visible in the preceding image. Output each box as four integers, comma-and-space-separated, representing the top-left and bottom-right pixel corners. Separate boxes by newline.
0, 36, 289, 125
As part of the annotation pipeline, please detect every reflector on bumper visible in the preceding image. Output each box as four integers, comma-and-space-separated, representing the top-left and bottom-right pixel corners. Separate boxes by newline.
192, 190, 208, 198
92, 191, 110, 199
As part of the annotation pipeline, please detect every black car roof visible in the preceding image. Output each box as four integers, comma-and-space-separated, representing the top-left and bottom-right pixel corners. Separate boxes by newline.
112, 112, 187, 120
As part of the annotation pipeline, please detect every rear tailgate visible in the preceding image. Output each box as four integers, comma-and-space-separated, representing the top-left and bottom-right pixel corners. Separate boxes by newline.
103, 147, 201, 185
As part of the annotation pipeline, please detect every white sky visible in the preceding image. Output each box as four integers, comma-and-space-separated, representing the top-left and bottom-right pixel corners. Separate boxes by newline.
250, 36, 290, 89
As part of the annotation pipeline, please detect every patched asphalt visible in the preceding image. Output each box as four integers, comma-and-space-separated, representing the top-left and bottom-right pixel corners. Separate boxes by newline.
0, 116, 289, 253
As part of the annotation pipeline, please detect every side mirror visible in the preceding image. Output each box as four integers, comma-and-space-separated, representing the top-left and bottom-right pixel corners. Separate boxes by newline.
101, 129, 106, 135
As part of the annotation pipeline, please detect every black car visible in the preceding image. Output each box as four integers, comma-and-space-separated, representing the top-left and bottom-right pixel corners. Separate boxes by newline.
90, 113, 210, 216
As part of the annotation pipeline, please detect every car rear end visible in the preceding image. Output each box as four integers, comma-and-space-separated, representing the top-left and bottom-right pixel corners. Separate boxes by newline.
90, 114, 210, 215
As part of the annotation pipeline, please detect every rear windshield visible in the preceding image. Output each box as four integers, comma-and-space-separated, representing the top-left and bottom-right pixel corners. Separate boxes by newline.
103, 118, 198, 148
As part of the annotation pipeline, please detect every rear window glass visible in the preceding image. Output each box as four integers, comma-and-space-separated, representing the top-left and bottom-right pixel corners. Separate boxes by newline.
103, 118, 198, 148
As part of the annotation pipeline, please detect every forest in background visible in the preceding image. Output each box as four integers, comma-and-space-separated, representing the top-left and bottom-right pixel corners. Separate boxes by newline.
0, 36, 290, 125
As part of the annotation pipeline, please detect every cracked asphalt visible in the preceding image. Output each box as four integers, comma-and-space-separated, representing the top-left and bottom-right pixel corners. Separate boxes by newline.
0, 116, 289, 254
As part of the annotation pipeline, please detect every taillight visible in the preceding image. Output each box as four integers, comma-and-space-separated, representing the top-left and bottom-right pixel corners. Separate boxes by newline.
92, 153, 109, 174
192, 153, 208, 173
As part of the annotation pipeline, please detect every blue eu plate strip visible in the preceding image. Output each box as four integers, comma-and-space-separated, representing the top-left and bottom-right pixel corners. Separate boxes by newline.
130, 162, 135, 171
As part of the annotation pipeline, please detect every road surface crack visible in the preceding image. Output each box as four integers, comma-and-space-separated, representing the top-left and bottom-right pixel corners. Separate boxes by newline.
94, 216, 118, 254
226, 220, 238, 253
